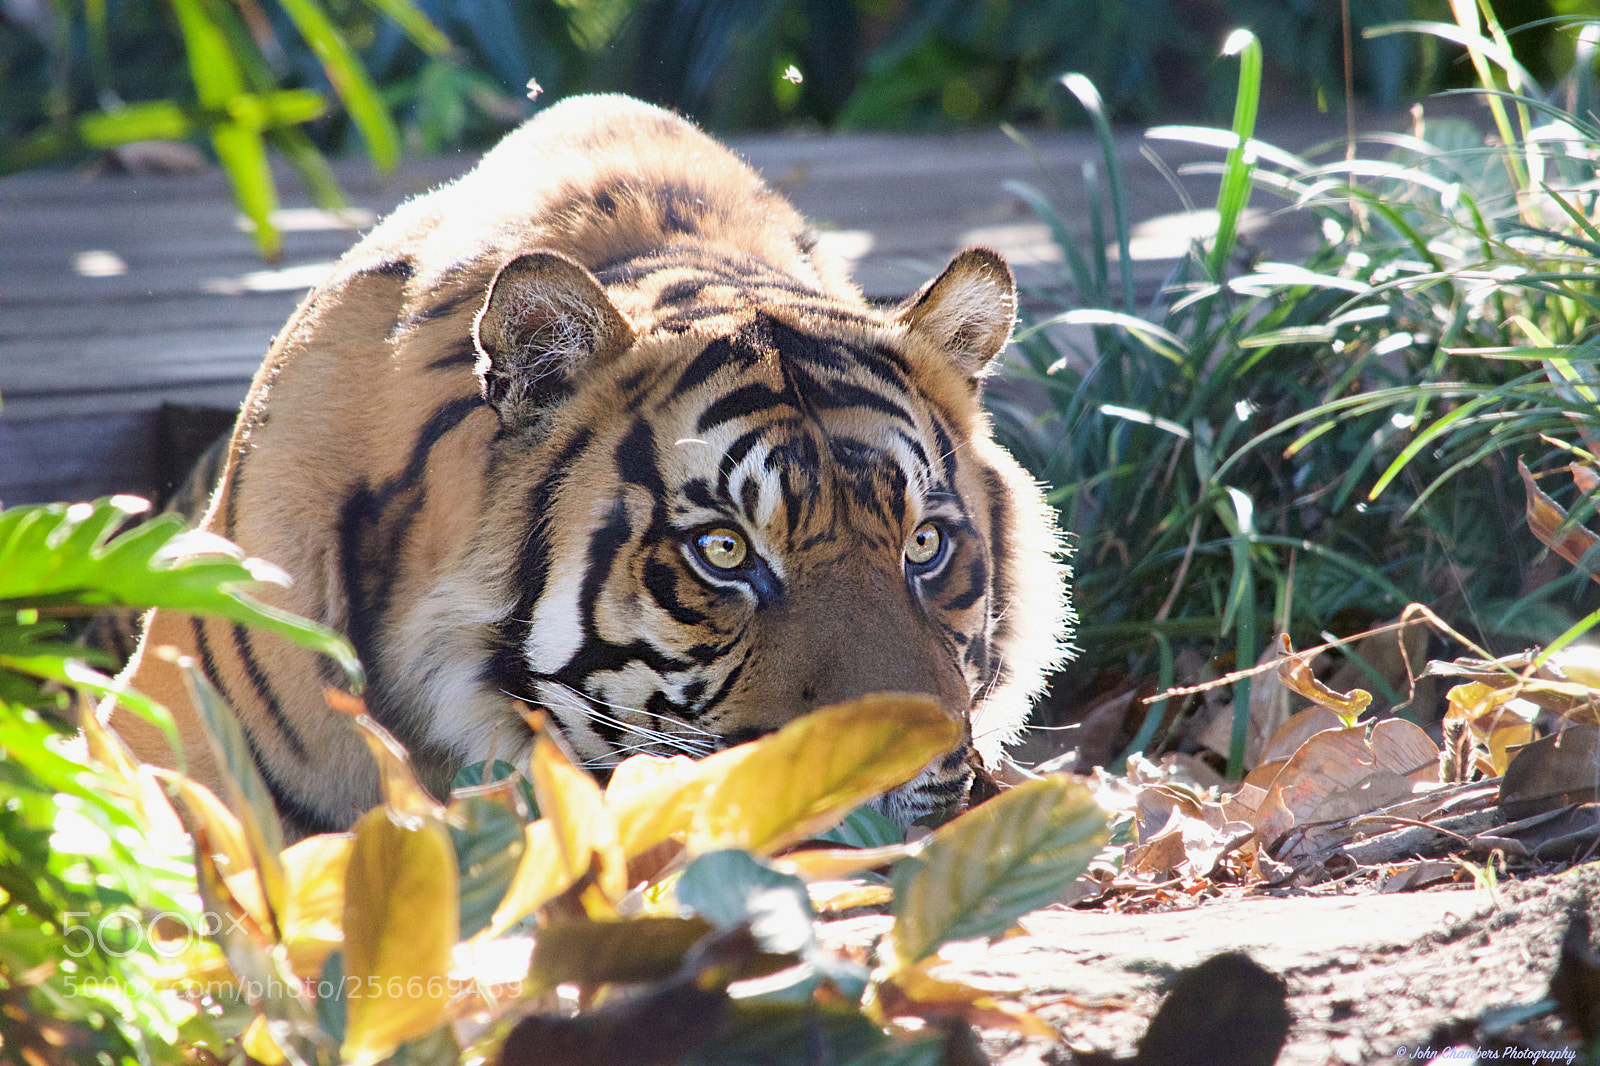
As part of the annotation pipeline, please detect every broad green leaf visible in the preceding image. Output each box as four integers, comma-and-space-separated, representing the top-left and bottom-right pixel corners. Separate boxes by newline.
885, 777, 1107, 969
677, 850, 814, 952
678, 850, 869, 998
688, 695, 961, 856
814, 804, 904, 848
527, 916, 712, 989
341, 806, 459, 1064
682, 1000, 893, 1066
453, 758, 537, 816
448, 790, 526, 939
0, 498, 361, 687
317, 952, 348, 1043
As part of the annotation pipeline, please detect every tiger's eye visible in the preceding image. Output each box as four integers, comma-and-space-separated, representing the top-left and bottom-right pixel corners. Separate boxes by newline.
696, 527, 749, 570
905, 522, 942, 566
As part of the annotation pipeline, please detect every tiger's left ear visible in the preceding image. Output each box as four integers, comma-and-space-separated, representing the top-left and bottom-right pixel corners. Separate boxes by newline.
474, 251, 637, 428
896, 247, 1017, 378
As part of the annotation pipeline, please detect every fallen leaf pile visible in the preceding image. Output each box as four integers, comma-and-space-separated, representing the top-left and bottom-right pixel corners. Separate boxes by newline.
1038, 625, 1600, 911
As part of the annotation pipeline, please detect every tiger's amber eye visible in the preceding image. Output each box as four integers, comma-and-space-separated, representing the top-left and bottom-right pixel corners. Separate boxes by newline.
696, 528, 749, 570
905, 522, 942, 566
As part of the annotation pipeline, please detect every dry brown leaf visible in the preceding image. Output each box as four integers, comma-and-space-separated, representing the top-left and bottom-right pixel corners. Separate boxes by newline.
1259, 706, 1347, 765
1376, 860, 1460, 893
1254, 718, 1440, 858
1499, 725, 1600, 821
1520, 458, 1600, 582
1276, 635, 1372, 719
1221, 782, 1269, 825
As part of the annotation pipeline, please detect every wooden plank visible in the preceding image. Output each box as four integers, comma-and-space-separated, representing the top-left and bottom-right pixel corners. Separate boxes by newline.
0, 114, 1352, 506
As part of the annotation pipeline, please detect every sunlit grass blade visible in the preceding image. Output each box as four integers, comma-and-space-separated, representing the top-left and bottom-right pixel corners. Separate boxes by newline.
1209, 29, 1261, 281
1021, 309, 1190, 368
356, 0, 453, 56
277, 0, 401, 171
1060, 73, 1134, 311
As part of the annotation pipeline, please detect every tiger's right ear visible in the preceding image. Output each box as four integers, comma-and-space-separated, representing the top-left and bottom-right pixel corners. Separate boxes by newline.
474, 251, 636, 427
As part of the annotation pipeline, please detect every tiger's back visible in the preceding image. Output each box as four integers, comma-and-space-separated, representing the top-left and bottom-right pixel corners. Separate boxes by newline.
118, 95, 1072, 835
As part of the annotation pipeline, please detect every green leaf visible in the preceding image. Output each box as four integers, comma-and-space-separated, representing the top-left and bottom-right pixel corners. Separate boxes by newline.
318, 951, 348, 1042
0, 498, 362, 688
356, 0, 453, 56
177, 657, 288, 922
278, 0, 401, 171
678, 850, 869, 998
677, 850, 814, 953
453, 758, 537, 816
682, 1001, 893, 1066
886, 778, 1107, 968
814, 804, 904, 848
448, 791, 526, 939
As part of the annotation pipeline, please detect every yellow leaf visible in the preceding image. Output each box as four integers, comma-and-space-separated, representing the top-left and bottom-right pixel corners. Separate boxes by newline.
483, 820, 580, 939
607, 753, 699, 794
79, 701, 188, 843
808, 881, 894, 913
776, 843, 915, 882
151, 769, 259, 900
326, 689, 445, 819
872, 957, 1056, 1038
608, 749, 743, 860
1446, 683, 1535, 776
340, 808, 459, 1065
241, 1015, 288, 1065
688, 695, 961, 856
1274, 633, 1371, 720
528, 724, 628, 901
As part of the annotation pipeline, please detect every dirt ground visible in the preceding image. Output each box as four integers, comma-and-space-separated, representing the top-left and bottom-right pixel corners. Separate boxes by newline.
822, 862, 1600, 1064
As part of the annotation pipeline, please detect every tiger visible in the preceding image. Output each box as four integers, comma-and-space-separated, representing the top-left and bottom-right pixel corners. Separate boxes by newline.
111, 94, 1073, 838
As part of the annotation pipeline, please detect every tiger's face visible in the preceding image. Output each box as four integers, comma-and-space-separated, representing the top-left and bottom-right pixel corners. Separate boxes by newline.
395, 247, 1064, 823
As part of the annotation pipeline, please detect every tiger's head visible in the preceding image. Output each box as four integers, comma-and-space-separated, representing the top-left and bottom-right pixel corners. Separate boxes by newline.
395, 245, 1071, 824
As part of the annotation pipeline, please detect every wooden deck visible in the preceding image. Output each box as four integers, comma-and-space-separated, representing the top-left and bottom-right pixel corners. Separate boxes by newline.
0, 115, 1349, 507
